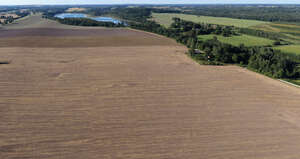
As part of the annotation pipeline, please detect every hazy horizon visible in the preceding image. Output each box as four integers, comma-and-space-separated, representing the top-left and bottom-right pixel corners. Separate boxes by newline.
1, 0, 300, 6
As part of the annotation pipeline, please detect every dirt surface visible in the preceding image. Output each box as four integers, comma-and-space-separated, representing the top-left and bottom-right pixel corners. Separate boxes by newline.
66, 8, 87, 12
1, 15, 300, 159
0, 28, 143, 37
0, 28, 178, 47
0, 15, 178, 47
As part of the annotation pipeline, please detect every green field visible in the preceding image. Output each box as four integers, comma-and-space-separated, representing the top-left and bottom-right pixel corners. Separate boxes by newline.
274, 45, 300, 55
252, 23, 300, 44
151, 13, 269, 28
198, 34, 274, 47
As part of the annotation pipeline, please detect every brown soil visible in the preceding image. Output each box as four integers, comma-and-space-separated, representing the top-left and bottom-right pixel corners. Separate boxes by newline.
0, 15, 179, 48
1, 15, 300, 159
0, 28, 155, 37
0, 28, 178, 47
66, 8, 87, 12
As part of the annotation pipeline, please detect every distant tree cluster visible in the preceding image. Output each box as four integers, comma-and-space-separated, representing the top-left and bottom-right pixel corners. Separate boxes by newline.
248, 48, 299, 78
89, 7, 112, 16
0, 16, 14, 24
103, 7, 152, 22
0, 11, 30, 25
42, 8, 67, 19
171, 18, 236, 37
195, 38, 250, 64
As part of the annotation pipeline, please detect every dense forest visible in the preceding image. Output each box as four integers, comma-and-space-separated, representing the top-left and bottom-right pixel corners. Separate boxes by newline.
107, 7, 152, 22
179, 5, 300, 23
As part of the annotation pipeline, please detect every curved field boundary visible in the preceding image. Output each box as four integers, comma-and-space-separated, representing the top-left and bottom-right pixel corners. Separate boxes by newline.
278, 79, 300, 88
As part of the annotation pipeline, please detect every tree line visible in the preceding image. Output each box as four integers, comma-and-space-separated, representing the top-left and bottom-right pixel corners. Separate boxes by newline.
238, 28, 289, 45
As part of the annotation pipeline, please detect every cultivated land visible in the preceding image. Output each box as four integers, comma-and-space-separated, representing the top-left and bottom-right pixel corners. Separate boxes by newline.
274, 45, 300, 55
253, 22, 300, 45
255, 23, 300, 55
152, 12, 300, 56
66, 7, 87, 12
199, 34, 274, 47
1, 15, 300, 159
151, 13, 269, 28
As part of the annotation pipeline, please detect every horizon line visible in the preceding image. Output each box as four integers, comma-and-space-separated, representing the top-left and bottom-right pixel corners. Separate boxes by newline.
1, 3, 300, 6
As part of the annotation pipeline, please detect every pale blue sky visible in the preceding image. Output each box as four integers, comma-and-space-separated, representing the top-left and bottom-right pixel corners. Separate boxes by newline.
1, 0, 300, 5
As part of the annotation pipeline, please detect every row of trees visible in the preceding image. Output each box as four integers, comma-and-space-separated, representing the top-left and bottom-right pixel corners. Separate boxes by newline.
171, 18, 236, 37
239, 28, 289, 42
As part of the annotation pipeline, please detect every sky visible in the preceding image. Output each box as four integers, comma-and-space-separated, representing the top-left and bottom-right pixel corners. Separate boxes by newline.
1, 0, 300, 5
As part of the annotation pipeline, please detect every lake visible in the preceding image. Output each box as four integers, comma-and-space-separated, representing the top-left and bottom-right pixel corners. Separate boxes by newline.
54, 13, 123, 24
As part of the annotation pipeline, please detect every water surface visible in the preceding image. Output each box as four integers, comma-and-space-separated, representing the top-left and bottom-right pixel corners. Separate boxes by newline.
55, 13, 123, 24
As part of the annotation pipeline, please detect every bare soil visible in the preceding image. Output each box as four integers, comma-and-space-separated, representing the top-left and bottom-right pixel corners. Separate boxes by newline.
1, 15, 300, 159
66, 8, 87, 12
0, 15, 178, 48
0, 28, 178, 47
